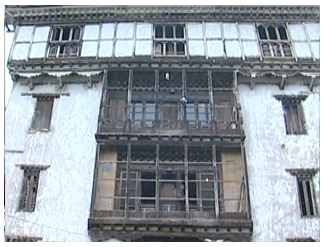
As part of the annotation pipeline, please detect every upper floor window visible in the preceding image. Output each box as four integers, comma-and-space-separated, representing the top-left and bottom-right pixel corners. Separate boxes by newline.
30, 96, 54, 132
286, 169, 318, 218
48, 26, 82, 58
275, 95, 307, 135
257, 25, 292, 58
154, 24, 186, 56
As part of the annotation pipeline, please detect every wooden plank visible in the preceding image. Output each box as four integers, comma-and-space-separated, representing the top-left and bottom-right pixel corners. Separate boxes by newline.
212, 144, 220, 219
155, 144, 160, 218
184, 144, 189, 218
240, 143, 251, 219
125, 143, 131, 218
126, 69, 133, 131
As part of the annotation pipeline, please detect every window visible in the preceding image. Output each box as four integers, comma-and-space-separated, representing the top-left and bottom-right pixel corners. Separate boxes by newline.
30, 96, 54, 132
130, 102, 156, 127
186, 103, 211, 128
120, 172, 139, 210
154, 24, 186, 56
297, 176, 316, 217
11, 26, 50, 60
286, 169, 318, 218
5, 235, 42, 242
257, 24, 292, 58
19, 168, 42, 212
275, 96, 307, 135
48, 26, 82, 58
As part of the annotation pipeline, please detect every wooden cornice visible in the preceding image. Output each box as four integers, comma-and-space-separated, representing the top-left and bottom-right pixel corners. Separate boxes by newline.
5, 5, 320, 26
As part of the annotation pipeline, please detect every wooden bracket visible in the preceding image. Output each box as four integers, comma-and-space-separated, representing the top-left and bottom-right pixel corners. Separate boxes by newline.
250, 73, 256, 89
309, 75, 316, 92
28, 78, 34, 90
279, 74, 287, 90
87, 76, 93, 88
58, 76, 63, 89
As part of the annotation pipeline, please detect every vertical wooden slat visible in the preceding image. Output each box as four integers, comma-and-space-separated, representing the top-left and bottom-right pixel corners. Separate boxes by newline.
241, 143, 251, 219
212, 144, 219, 219
155, 70, 159, 125
184, 144, 189, 218
126, 69, 133, 131
125, 143, 131, 218
155, 144, 160, 218
302, 180, 311, 216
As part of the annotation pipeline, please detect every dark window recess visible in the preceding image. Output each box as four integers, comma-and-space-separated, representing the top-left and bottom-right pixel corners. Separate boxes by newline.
282, 101, 306, 135
257, 24, 292, 58
19, 169, 41, 212
154, 24, 185, 56
257, 26, 267, 40
297, 177, 316, 217
49, 26, 82, 58
30, 97, 54, 132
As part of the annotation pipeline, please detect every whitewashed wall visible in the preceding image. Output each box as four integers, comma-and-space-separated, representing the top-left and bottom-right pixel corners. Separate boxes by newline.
238, 83, 320, 241
5, 81, 103, 241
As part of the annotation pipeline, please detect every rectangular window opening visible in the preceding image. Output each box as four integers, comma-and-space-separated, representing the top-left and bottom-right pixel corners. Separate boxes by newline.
30, 97, 54, 132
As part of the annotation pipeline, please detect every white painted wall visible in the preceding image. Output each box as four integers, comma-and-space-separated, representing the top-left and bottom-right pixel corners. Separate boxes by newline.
5, 81, 103, 241
238, 84, 320, 241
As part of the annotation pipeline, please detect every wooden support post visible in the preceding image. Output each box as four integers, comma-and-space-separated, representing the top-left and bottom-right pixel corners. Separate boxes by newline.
98, 69, 108, 132
212, 144, 220, 219
125, 143, 131, 218
207, 70, 215, 131
155, 70, 159, 125
241, 143, 251, 219
155, 144, 160, 218
184, 144, 189, 218
182, 69, 186, 98
126, 69, 133, 131
279, 74, 286, 90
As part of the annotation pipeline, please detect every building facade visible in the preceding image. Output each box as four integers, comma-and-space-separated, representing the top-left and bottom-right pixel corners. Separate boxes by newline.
4, 5, 319, 242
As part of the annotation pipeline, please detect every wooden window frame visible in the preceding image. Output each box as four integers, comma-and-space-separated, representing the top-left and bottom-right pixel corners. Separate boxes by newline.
30, 96, 54, 132
153, 24, 186, 57
18, 168, 41, 212
48, 25, 83, 58
257, 24, 293, 58
282, 100, 306, 135
297, 176, 317, 217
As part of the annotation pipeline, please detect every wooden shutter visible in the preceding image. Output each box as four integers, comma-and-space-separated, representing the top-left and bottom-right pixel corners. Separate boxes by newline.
19, 170, 40, 212
160, 103, 179, 128
31, 97, 54, 131
109, 99, 125, 128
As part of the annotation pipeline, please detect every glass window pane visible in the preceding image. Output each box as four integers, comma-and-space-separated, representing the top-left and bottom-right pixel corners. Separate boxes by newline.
293, 42, 312, 58
115, 40, 133, 57
305, 23, 320, 40
186, 104, 196, 121
207, 40, 224, 57
12, 44, 29, 60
